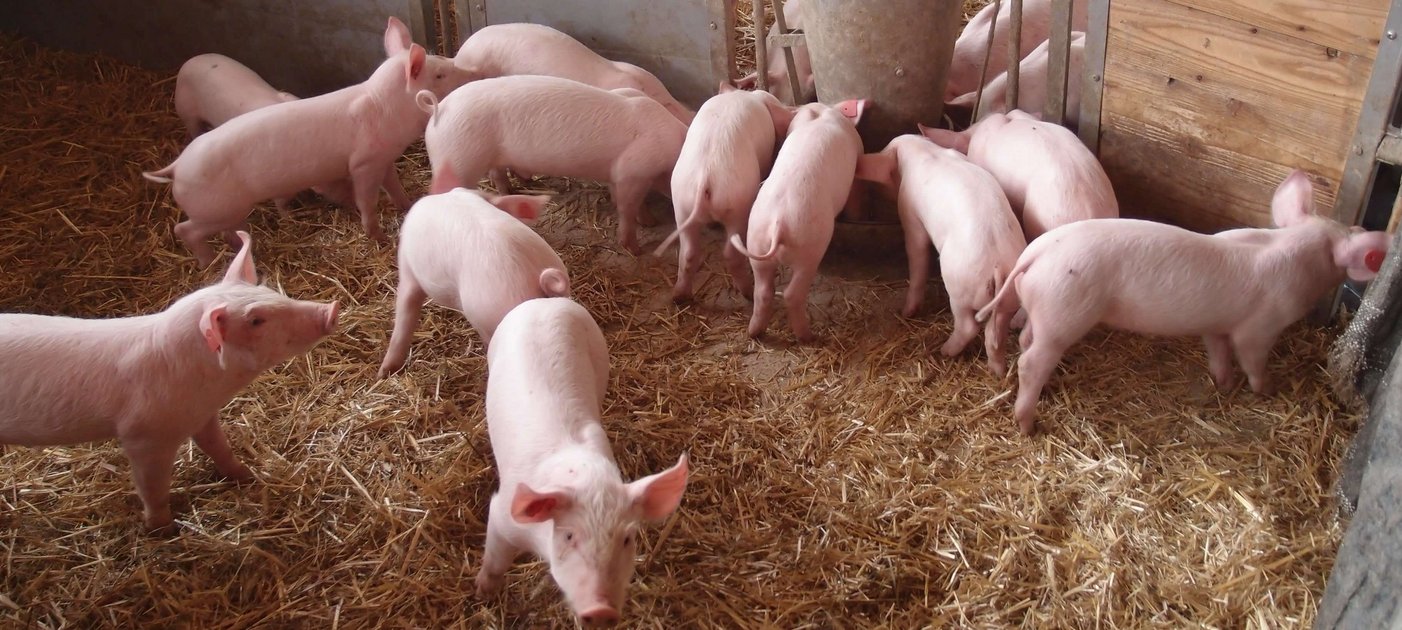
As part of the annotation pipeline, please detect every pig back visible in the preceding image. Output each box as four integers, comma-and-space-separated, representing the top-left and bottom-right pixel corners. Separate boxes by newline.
485, 298, 610, 459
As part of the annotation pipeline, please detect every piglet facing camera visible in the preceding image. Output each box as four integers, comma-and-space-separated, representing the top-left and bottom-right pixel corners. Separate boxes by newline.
0, 233, 338, 531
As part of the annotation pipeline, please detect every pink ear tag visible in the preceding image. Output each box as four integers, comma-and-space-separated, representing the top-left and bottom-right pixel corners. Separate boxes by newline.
1365, 250, 1385, 273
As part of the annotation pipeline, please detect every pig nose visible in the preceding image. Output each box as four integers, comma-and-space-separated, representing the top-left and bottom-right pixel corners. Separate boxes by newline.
323, 301, 340, 334
577, 606, 619, 627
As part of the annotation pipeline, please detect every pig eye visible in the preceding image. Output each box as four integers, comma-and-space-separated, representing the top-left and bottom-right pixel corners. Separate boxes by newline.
250, 317, 265, 328
623, 534, 633, 546
564, 532, 574, 542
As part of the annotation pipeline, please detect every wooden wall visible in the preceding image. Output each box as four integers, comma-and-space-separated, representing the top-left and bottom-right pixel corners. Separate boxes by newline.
1098, 0, 1389, 231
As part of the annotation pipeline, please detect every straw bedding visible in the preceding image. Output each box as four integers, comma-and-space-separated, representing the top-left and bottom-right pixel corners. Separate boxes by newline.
0, 10, 1360, 629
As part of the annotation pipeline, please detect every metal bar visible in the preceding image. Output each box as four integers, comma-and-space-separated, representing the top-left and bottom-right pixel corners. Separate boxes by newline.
437, 0, 454, 55
1044, 0, 1073, 123
752, 0, 768, 91
1332, 5, 1402, 226
1375, 130, 1402, 166
772, 0, 801, 104
1077, 0, 1110, 153
709, 0, 737, 88
1007, 0, 1023, 113
468, 0, 488, 36
973, 0, 1003, 120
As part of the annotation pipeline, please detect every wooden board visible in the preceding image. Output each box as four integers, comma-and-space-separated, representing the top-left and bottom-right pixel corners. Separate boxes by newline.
1171, 0, 1388, 60
1099, 0, 1386, 230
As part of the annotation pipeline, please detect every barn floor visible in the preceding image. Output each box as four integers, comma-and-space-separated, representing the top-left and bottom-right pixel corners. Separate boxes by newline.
0, 33, 1361, 628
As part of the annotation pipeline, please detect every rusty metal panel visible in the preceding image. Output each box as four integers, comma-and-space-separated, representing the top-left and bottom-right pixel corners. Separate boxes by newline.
481, 0, 727, 107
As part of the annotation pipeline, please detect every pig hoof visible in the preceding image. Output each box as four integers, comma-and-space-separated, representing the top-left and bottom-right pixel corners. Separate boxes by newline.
222, 464, 255, 484
474, 573, 503, 598
377, 360, 405, 379
1017, 417, 1038, 436
671, 289, 694, 304
144, 512, 177, 535
902, 305, 920, 318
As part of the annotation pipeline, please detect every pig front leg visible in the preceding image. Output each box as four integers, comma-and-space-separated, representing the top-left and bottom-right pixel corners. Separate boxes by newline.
1231, 329, 1280, 396
379, 270, 428, 378
192, 415, 253, 482
475, 495, 520, 598
120, 436, 182, 532
350, 164, 390, 242
382, 167, 413, 212
942, 306, 980, 357
783, 264, 819, 343
748, 259, 779, 338
488, 168, 513, 195
1202, 334, 1237, 390
900, 212, 931, 318
609, 178, 650, 255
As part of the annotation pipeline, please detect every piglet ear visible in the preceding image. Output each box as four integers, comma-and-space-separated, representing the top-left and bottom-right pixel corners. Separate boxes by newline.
836, 99, 870, 124
510, 483, 573, 524
384, 16, 412, 56
946, 91, 977, 109
223, 231, 257, 285
200, 303, 229, 354
734, 73, 758, 91
1271, 169, 1315, 228
719, 80, 738, 94
917, 123, 970, 154
406, 44, 427, 82
855, 152, 897, 188
628, 453, 689, 522
492, 194, 552, 225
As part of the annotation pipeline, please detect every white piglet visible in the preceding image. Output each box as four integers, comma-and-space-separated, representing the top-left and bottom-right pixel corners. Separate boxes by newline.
378, 188, 568, 377
655, 82, 796, 302
856, 134, 1027, 374
419, 75, 688, 254
477, 297, 689, 627
948, 32, 1086, 129
0, 232, 339, 531
144, 17, 473, 266
730, 100, 869, 341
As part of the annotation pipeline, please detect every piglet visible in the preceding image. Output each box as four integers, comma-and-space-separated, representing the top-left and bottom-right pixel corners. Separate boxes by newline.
378, 188, 567, 377
454, 22, 694, 124
144, 17, 473, 266
947, 32, 1086, 129
172, 53, 355, 211
655, 82, 795, 302
946, 0, 1088, 102
0, 232, 338, 531
418, 75, 688, 254
735, 0, 815, 105
856, 134, 1026, 374
919, 111, 1117, 241
729, 100, 869, 341
975, 170, 1393, 434
477, 297, 689, 626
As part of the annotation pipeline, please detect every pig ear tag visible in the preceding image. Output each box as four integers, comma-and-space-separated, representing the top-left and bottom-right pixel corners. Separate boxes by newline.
1366, 250, 1385, 273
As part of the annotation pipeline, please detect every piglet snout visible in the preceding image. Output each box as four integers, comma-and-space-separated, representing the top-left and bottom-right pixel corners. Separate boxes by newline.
577, 605, 620, 627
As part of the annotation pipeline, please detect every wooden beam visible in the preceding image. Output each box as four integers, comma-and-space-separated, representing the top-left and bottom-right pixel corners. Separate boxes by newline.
1007, 0, 1023, 112
1166, 0, 1388, 60
1077, 0, 1111, 152
772, 0, 802, 105
710, 0, 738, 86
752, 0, 768, 91
1044, 0, 1074, 123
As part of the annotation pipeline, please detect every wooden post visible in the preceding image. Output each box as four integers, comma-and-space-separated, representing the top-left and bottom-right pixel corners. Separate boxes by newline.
772, 0, 802, 105
753, 0, 769, 91
1006, 0, 1023, 113
973, 0, 1003, 120
1044, 0, 1073, 123
1076, 0, 1110, 153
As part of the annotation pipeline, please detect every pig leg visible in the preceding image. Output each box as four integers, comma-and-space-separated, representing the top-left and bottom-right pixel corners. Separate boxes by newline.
351, 166, 389, 242
191, 415, 253, 482
609, 178, 650, 255
1202, 334, 1237, 390
382, 167, 413, 212
430, 165, 467, 196
723, 233, 755, 300
174, 220, 220, 268
901, 213, 931, 317
985, 306, 1017, 376
1231, 330, 1279, 396
121, 437, 181, 531
379, 270, 428, 378
783, 264, 819, 343
942, 306, 980, 357
671, 222, 707, 302
221, 223, 251, 252
475, 497, 519, 598
273, 197, 296, 216
748, 260, 779, 338
489, 168, 513, 195
1013, 314, 1092, 435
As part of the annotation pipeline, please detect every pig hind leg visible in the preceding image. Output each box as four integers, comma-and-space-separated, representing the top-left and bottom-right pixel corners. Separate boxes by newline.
192, 415, 253, 482
1231, 328, 1283, 396
672, 221, 708, 303
985, 305, 1017, 376
609, 178, 651, 255
1013, 311, 1095, 435
942, 305, 981, 358
1202, 334, 1237, 389
379, 269, 428, 378
488, 168, 513, 195
723, 231, 755, 300
783, 263, 820, 343
350, 164, 390, 242
121, 436, 182, 531
382, 166, 412, 212
175, 218, 229, 268
748, 259, 779, 338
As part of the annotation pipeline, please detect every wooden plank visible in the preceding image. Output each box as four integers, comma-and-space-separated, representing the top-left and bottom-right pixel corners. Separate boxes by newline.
1007, 0, 1023, 110
1044, 0, 1074, 123
752, 0, 768, 91
711, 0, 737, 85
1332, 3, 1402, 228
1099, 0, 1376, 228
1077, 0, 1111, 153
1167, 0, 1388, 60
